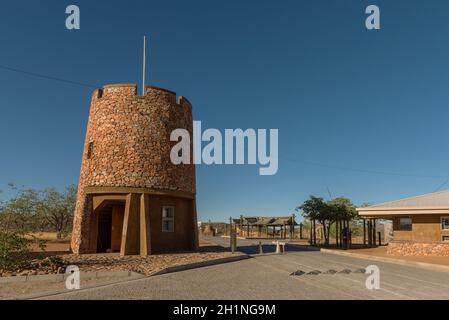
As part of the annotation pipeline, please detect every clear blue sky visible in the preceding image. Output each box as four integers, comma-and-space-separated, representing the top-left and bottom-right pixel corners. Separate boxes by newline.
1, 0, 449, 222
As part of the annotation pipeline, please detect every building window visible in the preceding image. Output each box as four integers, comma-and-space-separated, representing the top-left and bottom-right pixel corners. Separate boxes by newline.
443, 236, 449, 242
162, 207, 174, 232
399, 217, 412, 231
442, 217, 449, 230
87, 142, 94, 159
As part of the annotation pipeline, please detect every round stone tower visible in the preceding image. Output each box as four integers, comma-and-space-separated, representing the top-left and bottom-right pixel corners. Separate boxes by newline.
71, 84, 198, 256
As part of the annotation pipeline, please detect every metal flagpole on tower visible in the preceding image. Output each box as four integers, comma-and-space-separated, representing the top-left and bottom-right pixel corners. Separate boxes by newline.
142, 36, 147, 95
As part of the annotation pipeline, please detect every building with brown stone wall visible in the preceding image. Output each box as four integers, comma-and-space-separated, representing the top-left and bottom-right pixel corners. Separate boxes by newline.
357, 190, 449, 256
71, 84, 198, 256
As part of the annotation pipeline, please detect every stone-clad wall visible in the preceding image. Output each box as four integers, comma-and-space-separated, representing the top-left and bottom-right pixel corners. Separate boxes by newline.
387, 241, 449, 257
71, 84, 196, 253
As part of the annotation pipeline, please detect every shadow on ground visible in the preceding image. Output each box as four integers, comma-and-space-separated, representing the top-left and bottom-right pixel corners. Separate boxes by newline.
236, 244, 321, 255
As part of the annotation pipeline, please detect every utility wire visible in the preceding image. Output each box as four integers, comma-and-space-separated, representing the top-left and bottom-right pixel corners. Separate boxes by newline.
0, 64, 99, 89
3, 64, 449, 189
434, 177, 449, 192
284, 157, 448, 179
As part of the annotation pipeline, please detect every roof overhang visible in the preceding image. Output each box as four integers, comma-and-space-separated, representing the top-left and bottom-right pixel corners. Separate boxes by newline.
357, 206, 449, 218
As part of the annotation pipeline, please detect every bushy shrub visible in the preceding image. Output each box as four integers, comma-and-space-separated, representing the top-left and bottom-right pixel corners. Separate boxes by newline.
0, 231, 31, 271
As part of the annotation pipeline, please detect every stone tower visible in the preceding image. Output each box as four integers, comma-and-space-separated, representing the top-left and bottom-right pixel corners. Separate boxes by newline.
71, 84, 198, 256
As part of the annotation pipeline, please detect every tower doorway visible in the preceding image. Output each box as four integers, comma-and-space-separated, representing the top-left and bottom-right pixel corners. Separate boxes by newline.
96, 204, 125, 253
97, 206, 112, 253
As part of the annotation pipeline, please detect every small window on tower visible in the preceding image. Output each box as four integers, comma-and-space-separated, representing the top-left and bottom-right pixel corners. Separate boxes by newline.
87, 142, 94, 159
162, 207, 175, 232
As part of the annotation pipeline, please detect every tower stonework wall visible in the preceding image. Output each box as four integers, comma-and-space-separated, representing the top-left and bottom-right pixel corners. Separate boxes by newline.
71, 84, 196, 254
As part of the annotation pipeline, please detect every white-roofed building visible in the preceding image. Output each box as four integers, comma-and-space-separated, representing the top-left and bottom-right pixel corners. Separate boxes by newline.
357, 190, 449, 256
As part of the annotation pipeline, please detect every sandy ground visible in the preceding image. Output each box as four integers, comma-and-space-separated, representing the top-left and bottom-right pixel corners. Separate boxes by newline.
29, 242, 71, 253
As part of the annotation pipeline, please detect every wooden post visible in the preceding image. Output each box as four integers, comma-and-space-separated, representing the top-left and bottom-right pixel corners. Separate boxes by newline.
347, 220, 350, 248
363, 219, 366, 245
367, 220, 370, 246
335, 220, 338, 247
121, 193, 140, 256
290, 221, 293, 240
339, 220, 342, 247
139, 194, 151, 257
229, 216, 233, 250
309, 220, 313, 244
373, 219, 377, 246
89, 200, 99, 253
291, 214, 295, 240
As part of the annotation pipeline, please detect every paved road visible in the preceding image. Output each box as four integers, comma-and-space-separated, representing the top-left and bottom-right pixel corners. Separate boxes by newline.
40, 237, 449, 300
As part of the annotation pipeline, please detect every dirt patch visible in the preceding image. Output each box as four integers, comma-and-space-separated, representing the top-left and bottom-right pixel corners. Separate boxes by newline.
27, 232, 71, 242
61, 244, 238, 276
1, 240, 239, 277
29, 242, 71, 253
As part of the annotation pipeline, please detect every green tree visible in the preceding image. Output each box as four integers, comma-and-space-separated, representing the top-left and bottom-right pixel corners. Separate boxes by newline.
328, 197, 358, 248
38, 185, 77, 239
1, 186, 40, 233
297, 196, 330, 245
330, 197, 357, 221
297, 196, 359, 247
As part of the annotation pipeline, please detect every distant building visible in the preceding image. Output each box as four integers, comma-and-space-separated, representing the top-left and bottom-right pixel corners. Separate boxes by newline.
200, 222, 228, 236
235, 216, 298, 239
357, 190, 449, 256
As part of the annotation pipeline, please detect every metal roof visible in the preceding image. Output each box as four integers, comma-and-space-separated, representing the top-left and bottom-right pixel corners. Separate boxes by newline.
363, 189, 449, 209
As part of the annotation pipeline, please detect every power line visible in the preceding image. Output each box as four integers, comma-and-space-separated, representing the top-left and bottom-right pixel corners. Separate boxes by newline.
0, 64, 99, 89
434, 177, 449, 192
284, 157, 447, 179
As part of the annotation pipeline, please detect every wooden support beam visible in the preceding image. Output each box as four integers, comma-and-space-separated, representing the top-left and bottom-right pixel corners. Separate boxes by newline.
88, 197, 98, 253
309, 221, 312, 244
367, 220, 370, 246
335, 220, 339, 247
363, 219, 366, 245
139, 194, 151, 257
121, 193, 140, 256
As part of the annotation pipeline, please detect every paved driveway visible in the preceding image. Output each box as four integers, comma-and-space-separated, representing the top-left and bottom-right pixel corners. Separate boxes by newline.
39, 237, 449, 300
